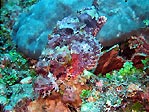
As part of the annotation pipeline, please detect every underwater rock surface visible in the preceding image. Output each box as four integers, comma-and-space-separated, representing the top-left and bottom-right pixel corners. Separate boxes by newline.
12, 0, 93, 59
95, 0, 149, 46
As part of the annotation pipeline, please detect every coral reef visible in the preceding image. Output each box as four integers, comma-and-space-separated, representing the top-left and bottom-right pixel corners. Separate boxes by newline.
0, 1, 37, 111
1, 0, 149, 112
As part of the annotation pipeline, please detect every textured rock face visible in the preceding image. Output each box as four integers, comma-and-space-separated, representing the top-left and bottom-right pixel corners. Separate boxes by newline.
95, 0, 149, 46
12, 0, 93, 59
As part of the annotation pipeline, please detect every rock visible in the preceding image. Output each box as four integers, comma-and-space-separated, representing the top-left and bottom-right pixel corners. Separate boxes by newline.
12, 0, 94, 59
95, 0, 149, 46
